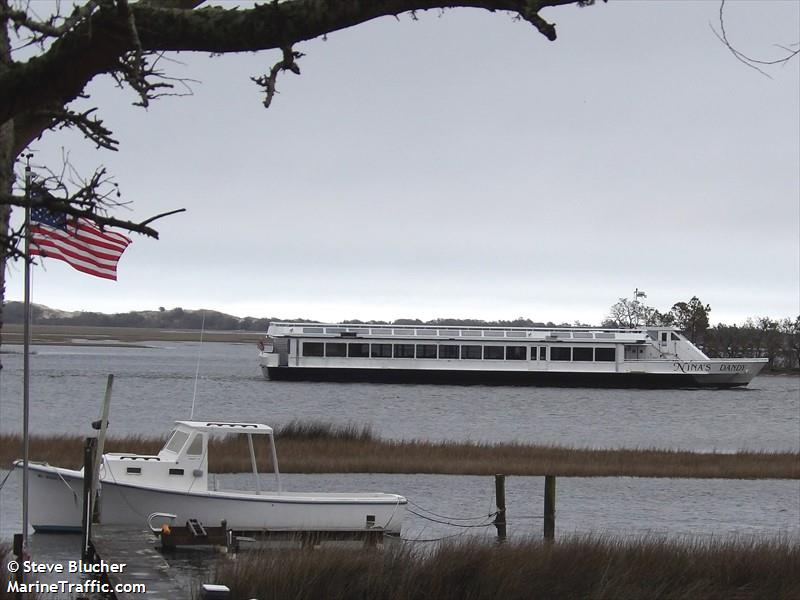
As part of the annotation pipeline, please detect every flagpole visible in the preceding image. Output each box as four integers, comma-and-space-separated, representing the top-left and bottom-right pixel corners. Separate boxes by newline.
22, 156, 32, 553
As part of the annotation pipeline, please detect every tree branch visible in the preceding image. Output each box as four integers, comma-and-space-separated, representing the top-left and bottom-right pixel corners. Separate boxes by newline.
0, 0, 590, 127
0, 190, 183, 238
711, 0, 799, 78
252, 46, 304, 108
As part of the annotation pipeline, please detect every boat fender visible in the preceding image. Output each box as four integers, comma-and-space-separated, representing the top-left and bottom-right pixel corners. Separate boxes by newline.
161, 524, 171, 536
257, 340, 265, 351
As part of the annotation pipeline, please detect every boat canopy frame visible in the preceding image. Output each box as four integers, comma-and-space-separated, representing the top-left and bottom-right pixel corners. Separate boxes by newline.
172, 421, 281, 493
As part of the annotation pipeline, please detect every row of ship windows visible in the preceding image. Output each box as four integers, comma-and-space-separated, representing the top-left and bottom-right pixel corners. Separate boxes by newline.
301, 342, 617, 362
298, 326, 619, 340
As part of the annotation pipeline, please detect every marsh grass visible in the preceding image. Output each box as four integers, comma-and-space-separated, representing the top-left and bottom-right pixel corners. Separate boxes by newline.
212, 535, 800, 600
1, 425, 797, 478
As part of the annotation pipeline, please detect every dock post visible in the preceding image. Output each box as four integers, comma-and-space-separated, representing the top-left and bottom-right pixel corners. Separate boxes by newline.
543, 475, 556, 542
82, 437, 97, 561
12, 533, 23, 597
494, 474, 507, 542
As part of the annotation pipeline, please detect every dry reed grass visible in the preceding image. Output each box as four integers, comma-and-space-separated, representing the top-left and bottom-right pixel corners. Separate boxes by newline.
213, 535, 800, 600
1, 424, 797, 478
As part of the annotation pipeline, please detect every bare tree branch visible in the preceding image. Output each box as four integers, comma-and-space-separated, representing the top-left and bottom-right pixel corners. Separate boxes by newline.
0, 0, 592, 127
252, 46, 304, 108
47, 107, 119, 151
1, 0, 101, 41
711, 0, 799, 78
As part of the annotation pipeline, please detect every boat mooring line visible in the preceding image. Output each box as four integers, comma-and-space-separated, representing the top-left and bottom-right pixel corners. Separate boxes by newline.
386, 520, 497, 543
407, 498, 497, 522
408, 508, 500, 528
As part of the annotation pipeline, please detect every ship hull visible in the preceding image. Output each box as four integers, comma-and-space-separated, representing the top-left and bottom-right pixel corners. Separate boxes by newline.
265, 366, 755, 389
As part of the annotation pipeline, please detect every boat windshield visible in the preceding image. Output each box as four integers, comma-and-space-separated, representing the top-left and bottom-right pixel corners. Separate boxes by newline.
163, 429, 190, 454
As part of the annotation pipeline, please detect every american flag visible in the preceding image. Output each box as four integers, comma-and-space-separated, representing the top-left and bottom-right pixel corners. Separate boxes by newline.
29, 207, 132, 281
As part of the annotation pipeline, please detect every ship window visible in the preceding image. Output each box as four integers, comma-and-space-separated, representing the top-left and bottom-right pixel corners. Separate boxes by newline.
595, 348, 616, 362
463, 330, 482, 337
302, 327, 324, 334
506, 331, 526, 338
439, 345, 460, 359
416, 344, 437, 359
371, 328, 391, 335
573, 347, 593, 361
484, 330, 504, 337
671, 333, 680, 341
187, 435, 203, 456
461, 345, 482, 359
661, 332, 668, 342
348, 343, 369, 358
169, 468, 185, 476
126, 467, 142, 475
371, 344, 393, 358
325, 327, 344, 333
551, 347, 572, 361
539, 347, 547, 360
441, 330, 460, 337
506, 346, 527, 360
302, 342, 324, 357
484, 346, 504, 360
395, 344, 415, 358
326, 343, 347, 357
573, 332, 593, 339
164, 430, 189, 454
595, 333, 615, 339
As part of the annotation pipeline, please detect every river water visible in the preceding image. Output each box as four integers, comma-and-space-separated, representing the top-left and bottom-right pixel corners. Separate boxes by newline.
0, 341, 797, 577
0, 341, 797, 450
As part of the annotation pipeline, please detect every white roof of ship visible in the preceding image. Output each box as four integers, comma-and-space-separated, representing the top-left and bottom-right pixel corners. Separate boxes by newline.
174, 421, 274, 435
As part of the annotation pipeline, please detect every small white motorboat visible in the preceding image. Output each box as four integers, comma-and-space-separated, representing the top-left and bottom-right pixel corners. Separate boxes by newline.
15, 421, 406, 534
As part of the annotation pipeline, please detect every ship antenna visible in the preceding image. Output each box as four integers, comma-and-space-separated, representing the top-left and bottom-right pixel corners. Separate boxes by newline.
190, 310, 206, 420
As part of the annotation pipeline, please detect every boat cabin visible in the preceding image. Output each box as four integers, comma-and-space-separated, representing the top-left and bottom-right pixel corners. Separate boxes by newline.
101, 421, 281, 493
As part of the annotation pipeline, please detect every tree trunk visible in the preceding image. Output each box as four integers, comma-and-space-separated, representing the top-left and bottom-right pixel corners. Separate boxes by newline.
0, 118, 14, 362
1, 12, 14, 362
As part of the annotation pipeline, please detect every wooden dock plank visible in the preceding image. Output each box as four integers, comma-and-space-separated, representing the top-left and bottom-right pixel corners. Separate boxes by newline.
91, 525, 191, 600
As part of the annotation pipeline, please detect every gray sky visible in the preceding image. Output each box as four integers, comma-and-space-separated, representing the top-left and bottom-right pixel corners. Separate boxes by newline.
6, 0, 800, 325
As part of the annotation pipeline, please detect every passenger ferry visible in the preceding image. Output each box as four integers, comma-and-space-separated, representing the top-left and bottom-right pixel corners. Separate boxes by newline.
258, 323, 767, 388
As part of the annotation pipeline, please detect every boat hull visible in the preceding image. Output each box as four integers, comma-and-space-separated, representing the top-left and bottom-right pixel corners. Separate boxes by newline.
265, 365, 759, 388
18, 463, 405, 534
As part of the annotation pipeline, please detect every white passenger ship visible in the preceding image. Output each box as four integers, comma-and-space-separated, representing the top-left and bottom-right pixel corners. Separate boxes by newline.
259, 323, 767, 388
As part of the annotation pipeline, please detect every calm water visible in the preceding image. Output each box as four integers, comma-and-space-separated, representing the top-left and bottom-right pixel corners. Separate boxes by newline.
0, 341, 798, 451
0, 341, 797, 554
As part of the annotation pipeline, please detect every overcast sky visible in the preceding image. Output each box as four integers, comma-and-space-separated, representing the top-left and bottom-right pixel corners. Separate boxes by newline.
6, 0, 799, 325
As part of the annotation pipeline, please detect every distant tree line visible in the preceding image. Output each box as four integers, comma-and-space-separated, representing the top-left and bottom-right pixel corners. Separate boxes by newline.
603, 292, 799, 370
4, 300, 798, 371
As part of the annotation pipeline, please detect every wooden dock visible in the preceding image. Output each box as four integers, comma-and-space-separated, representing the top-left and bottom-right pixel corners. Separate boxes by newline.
91, 525, 191, 600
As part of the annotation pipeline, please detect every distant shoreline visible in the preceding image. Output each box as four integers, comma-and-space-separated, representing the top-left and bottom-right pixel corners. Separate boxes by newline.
0, 323, 262, 346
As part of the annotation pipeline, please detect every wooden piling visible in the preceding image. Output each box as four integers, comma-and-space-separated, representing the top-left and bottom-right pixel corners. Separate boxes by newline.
81, 437, 97, 561
494, 474, 507, 541
544, 475, 556, 541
